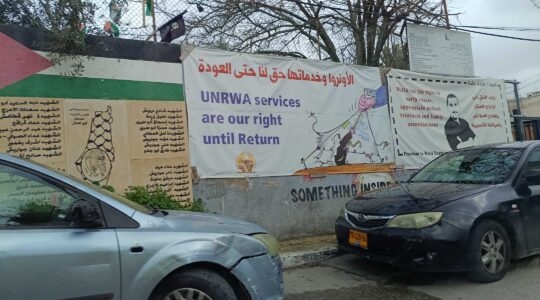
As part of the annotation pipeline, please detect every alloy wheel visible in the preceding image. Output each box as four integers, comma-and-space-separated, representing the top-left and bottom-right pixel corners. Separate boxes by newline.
480, 230, 505, 274
164, 288, 213, 300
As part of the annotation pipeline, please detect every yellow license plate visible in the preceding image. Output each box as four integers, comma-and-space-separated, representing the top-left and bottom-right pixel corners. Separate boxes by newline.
348, 229, 368, 249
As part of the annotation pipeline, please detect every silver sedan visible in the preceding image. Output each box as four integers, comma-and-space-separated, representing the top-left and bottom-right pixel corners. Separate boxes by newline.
0, 153, 283, 300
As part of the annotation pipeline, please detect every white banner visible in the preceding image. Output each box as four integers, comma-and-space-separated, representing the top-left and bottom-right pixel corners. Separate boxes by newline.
407, 24, 474, 77
183, 48, 394, 178
387, 69, 513, 169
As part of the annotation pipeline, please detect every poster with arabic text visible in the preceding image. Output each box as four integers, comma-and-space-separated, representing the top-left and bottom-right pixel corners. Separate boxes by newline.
183, 47, 394, 178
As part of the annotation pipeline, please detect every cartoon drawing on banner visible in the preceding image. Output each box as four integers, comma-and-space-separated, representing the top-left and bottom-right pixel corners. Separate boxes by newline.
75, 106, 115, 185
352, 173, 394, 196
236, 152, 256, 173
445, 93, 476, 151
301, 87, 390, 168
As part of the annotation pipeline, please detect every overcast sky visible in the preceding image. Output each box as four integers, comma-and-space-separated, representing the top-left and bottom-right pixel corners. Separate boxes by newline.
449, 0, 540, 98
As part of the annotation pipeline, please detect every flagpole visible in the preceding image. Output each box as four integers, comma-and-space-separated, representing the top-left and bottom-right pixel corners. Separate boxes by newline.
146, 28, 159, 41
142, 0, 146, 27
151, 0, 157, 41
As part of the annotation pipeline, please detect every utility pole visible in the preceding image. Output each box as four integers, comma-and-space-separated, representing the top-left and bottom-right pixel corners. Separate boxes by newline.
506, 80, 525, 141
442, 0, 450, 29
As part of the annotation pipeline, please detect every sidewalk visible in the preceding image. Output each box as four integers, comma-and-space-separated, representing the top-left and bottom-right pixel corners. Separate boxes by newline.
279, 234, 339, 269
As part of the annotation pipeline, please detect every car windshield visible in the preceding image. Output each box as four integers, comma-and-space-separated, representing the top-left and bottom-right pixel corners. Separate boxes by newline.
410, 148, 524, 184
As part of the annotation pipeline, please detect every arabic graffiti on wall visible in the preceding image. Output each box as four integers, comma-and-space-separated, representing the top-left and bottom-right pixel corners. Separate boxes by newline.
0, 98, 64, 164
0, 33, 192, 203
127, 101, 192, 202
0, 96, 193, 204
133, 107, 187, 155
0, 63, 192, 202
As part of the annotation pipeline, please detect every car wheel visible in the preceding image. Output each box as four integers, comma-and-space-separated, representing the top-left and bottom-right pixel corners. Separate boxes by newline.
468, 220, 511, 283
151, 268, 237, 300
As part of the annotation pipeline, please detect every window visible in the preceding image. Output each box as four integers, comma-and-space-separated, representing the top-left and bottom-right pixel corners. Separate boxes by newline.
526, 149, 540, 172
0, 164, 79, 227
525, 148, 540, 186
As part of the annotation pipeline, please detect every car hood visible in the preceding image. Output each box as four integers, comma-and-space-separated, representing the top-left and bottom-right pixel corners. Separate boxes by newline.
161, 211, 267, 235
346, 182, 495, 215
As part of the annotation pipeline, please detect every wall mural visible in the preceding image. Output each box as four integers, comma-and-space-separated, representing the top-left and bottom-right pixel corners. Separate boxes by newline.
0, 31, 192, 203
75, 106, 115, 186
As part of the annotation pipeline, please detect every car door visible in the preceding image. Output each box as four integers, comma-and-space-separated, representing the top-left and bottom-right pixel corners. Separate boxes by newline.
0, 162, 121, 300
520, 147, 540, 250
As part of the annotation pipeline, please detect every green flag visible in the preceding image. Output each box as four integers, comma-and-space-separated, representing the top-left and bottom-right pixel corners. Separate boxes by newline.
146, 0, 152, 16
104, 21, 120, 37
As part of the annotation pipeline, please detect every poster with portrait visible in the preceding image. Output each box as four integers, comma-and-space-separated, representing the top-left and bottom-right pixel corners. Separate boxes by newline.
387, 69, 514, 169
183, 47, 395, 178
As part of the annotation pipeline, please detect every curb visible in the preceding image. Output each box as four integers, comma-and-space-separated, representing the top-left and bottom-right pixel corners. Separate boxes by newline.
280, 246, 339, 269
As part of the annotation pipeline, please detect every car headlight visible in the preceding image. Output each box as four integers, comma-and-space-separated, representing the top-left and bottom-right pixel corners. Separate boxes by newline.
251, 233, 279, 257
386, 212, 443, 229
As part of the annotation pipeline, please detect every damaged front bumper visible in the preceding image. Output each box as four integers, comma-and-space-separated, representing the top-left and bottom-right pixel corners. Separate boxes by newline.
231, 254, 284, 300
335, 216, 470, 272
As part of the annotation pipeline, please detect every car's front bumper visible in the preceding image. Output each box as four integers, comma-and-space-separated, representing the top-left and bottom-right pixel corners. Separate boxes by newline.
231, 254, 284, 300
335, 216, 470, 272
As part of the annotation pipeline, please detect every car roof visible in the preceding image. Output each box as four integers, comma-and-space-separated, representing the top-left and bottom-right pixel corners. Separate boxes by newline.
0, 152, 36, 165
468, 141, 540, 150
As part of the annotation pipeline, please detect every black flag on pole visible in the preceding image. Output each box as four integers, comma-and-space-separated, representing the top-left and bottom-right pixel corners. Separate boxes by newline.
158, 10, 187, 43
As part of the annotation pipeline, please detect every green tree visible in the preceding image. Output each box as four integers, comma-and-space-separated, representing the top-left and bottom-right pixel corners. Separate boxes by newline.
1, 0, 97, 71
124, 186, 205, 212
1, 0, 95, 29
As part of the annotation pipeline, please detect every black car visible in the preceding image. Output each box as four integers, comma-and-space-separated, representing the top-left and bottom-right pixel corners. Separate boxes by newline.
335, 141, 540, 283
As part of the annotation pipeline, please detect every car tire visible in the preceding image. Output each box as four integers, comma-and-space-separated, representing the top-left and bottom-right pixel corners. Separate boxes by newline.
468, 220, 511, 283
150, 268, 238, 300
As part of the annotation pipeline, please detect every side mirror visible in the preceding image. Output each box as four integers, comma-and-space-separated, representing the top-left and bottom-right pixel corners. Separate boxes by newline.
526, 169, 540, 186
69, 199, 104, 228
515, 176, 531, 197
514, 169, 540, 197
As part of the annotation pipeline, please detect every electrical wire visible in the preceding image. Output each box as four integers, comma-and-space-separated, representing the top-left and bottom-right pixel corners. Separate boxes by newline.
406, 18, 540, 42
505, 74, 540, 94
519, 78, 540, 90
278, 0, 540, 42
450, 27, 540, 42
521, 73, 540, 84
280, 1, 540, 42
454, 25, 540, 32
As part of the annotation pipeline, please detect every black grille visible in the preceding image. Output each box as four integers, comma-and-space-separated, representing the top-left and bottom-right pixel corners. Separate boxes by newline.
345, 212, 390, 229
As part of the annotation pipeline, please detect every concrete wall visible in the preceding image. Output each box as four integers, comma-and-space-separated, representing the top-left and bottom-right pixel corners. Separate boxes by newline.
194, 170, 415, 240
2, 25, 418, 240
0, 25, 193, 202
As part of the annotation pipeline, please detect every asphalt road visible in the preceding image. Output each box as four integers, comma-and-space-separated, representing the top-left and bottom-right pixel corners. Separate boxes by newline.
284, 254, 540, 300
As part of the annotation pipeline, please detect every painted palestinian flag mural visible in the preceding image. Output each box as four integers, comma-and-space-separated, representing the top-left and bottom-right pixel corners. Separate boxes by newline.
0, 30, 192, 203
